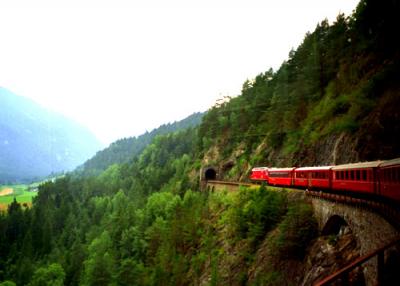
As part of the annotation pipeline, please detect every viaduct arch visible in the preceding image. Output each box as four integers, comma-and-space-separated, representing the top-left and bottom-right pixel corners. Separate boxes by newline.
311, 197, 399, 286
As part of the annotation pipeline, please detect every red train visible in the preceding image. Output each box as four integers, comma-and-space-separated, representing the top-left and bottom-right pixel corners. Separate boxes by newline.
250, 158, 400, 203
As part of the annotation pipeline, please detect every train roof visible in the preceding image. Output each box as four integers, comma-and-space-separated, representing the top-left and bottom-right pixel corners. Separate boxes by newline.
331, 160, 383, 170
251, 167, 268, 171
295, 166, 333, 171
268, 167, 295, 172
379, 158, 400, 168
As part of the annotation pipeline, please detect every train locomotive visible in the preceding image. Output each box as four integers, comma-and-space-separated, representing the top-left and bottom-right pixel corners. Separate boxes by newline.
250, 158, 400, 204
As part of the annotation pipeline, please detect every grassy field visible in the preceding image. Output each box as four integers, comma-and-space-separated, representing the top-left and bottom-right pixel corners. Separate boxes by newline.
0, 184, 38, 212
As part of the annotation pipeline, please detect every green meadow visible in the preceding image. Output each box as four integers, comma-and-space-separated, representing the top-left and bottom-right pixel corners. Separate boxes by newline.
0, 184, 38, 211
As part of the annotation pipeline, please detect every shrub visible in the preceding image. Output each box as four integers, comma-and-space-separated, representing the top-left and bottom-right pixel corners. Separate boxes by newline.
270, 203, 318, 260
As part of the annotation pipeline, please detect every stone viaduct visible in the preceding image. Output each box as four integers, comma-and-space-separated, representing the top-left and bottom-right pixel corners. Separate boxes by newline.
201, 167, 399, 285
310, 196, 399, 286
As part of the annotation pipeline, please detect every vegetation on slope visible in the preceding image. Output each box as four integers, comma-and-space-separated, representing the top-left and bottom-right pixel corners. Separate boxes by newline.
198, 0, 400, 172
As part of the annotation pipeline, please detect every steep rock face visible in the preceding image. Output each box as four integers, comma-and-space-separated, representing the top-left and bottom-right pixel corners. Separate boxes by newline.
301, 228, 363, 285
0, 88, 102, 182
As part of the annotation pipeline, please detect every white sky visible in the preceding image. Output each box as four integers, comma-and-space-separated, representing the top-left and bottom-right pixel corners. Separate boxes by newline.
0, 0, 359, 145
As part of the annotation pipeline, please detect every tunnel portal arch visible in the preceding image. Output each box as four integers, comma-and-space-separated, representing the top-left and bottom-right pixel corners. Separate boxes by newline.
204, 167, 217, 181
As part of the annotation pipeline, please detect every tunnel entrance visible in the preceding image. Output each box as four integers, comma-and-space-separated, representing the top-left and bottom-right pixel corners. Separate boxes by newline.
322, 215, 348, 236
204, 168, 217, 181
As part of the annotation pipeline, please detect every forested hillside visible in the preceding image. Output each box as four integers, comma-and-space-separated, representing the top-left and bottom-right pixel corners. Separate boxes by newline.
1, 0, 399, 285
80, 112, 203, 175
198, 0, 399, 179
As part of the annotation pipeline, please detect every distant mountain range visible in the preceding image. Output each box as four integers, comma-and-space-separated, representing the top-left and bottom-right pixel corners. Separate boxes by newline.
0, 87, 103, 183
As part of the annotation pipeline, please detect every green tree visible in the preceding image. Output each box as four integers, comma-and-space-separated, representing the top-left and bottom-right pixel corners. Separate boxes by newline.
28, 263, 65, 286
81, 231, 116, 286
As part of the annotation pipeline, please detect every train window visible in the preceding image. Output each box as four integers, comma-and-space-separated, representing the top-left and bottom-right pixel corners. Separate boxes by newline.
361, 170, 367, 181
270, 171, 289, 178
356, 170, 360, 181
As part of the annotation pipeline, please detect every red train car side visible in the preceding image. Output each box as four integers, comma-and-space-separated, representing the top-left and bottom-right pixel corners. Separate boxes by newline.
267, 167, 295, 187
378, 158, 400, 202
250, 157, 400, 206
250, 167, 269, 182
294, 166, 332, 189
331, 161, 382, 195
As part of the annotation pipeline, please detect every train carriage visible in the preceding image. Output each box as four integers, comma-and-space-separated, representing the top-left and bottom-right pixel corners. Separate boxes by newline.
331, 161, 382, 195
250, 157, 400, 207
267, 167, 295, 187
378, 158, 400, 202
250, 167, 269, 182
294, 166, 332, 189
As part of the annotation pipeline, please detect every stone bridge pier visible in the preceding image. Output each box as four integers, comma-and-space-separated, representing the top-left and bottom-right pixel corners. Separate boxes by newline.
311, 197, 399, 286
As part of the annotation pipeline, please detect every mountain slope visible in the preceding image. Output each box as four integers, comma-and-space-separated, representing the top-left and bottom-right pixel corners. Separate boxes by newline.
197, 0, 400, 180
0, 88, 103, 183
80, 112, 203, 174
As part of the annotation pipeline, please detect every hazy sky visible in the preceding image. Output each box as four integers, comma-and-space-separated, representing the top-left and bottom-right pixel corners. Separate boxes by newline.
0, 0, 359, 145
